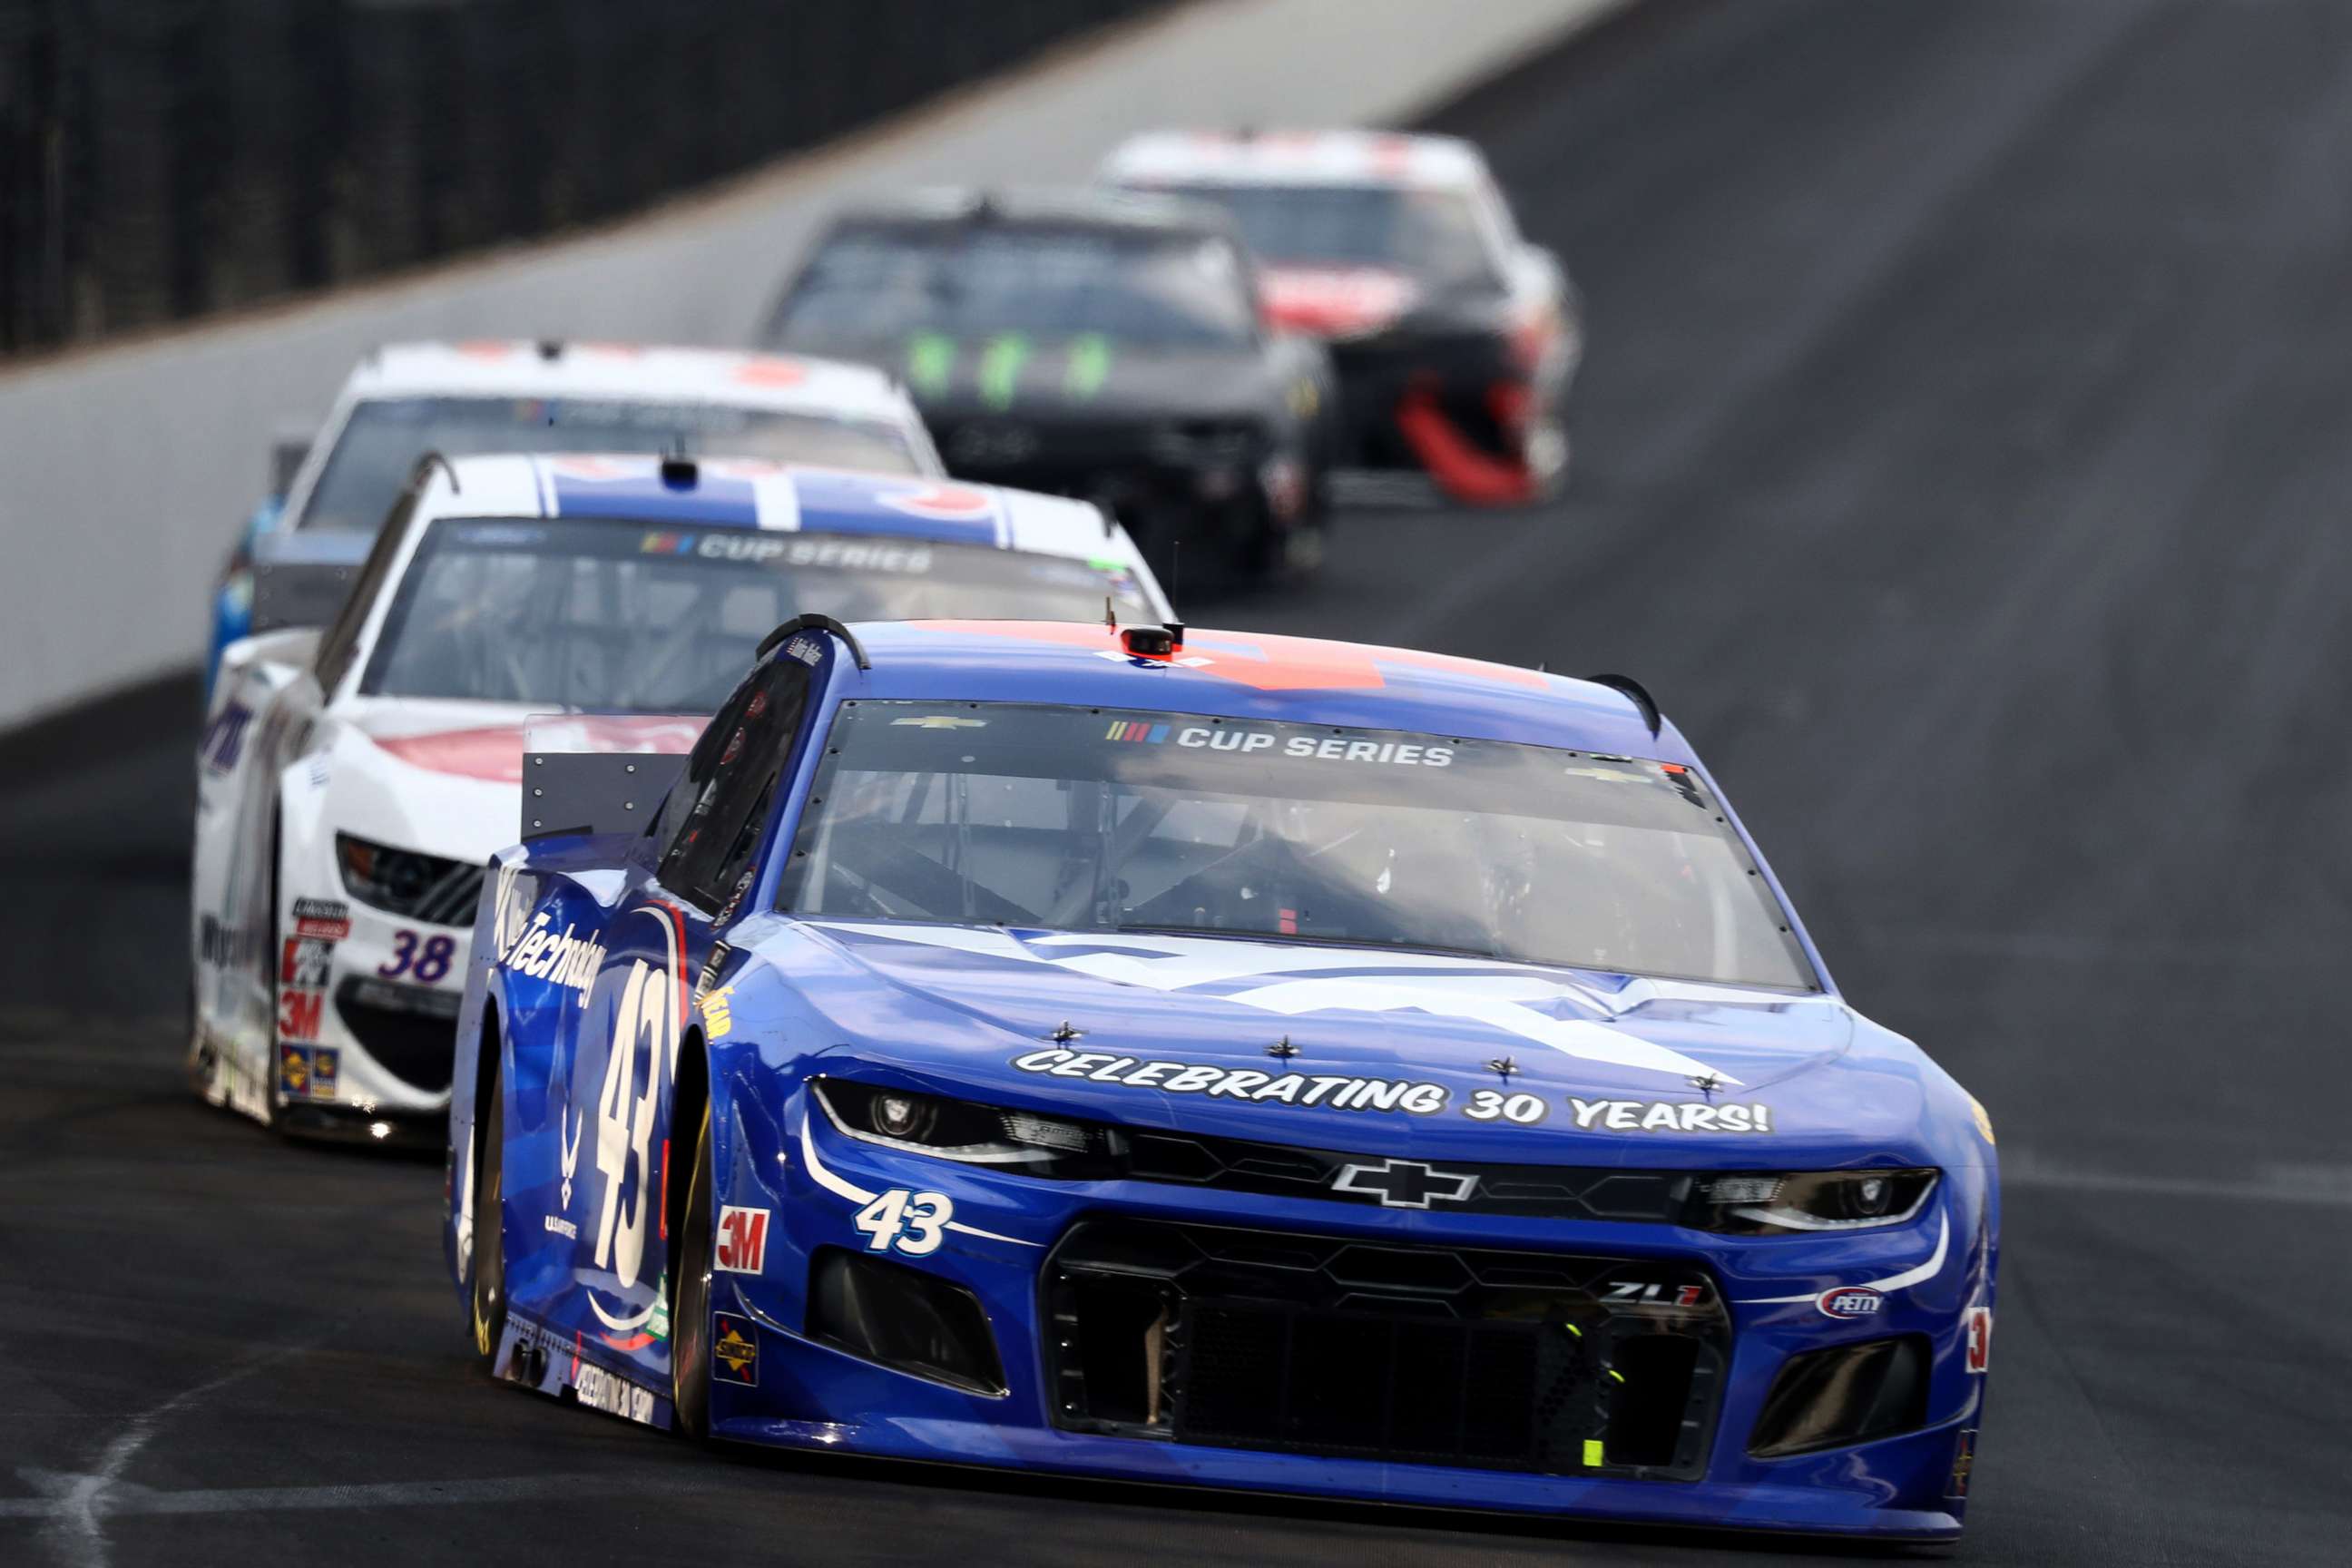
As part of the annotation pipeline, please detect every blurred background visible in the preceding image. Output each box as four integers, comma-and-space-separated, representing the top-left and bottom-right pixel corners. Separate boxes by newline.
2, 2, 2347, 1565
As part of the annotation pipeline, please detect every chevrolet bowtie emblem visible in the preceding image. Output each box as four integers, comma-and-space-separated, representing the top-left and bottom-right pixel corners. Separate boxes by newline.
1331, 1158, 1479, 1210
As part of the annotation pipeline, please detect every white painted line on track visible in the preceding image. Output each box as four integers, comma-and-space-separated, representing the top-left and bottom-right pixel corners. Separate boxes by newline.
21, 1338, 321, 1568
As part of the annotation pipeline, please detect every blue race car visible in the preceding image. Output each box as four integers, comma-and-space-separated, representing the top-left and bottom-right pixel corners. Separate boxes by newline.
445, 618, 1998, 1540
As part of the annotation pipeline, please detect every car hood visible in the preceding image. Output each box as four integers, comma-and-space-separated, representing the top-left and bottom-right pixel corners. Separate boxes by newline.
320, 699, 700, 863
786, 331, 1274, 424
768, 920, 1933, 1162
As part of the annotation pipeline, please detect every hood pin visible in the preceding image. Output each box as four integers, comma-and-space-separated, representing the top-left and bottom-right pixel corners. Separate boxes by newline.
1050, 1021, 1084, 1044
1689, 1072, 1721, 1097
1266, 1035, 1298, 1060
1487, 1055, 1517, 1080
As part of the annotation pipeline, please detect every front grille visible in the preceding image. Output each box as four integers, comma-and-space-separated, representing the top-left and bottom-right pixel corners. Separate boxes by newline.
1124, 1129, 1692, 1223
333, 976, 462, 1092
1044, 1218, 1727, 1480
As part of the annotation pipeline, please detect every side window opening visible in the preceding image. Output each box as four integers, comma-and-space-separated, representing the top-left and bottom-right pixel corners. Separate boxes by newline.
658, 655, 812, 910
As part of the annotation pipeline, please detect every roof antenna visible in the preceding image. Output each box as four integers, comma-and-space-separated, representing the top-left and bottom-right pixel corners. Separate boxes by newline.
1170, 539, 1182, 612
660, 433, 697, 488
1103, 594, 1117, 631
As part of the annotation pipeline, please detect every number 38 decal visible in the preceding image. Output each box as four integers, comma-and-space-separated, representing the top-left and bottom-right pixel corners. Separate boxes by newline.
854, 1189, 952, 1257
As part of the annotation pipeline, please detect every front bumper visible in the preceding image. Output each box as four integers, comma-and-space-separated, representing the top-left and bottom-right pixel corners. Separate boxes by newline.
273, 889, 470, 1126
699, 1083, 1990, 1539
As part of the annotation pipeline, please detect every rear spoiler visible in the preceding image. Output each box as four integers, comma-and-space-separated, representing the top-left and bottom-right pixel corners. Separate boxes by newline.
249, 530, 370, 635
520, 714, 701, 841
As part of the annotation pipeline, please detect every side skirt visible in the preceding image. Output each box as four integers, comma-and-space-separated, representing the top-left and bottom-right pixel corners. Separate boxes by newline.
496, 1310, 674, 1433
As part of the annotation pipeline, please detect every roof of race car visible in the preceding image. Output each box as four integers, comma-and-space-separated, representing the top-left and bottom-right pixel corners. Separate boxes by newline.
341, 340, 916, 422
412, 454, 1139, 564
1102, 129, 1490, 190
828, 185, 1237, 238
829, 620, 1685, 758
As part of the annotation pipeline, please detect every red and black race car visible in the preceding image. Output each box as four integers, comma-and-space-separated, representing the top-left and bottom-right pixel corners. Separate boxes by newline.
1105, 129, 1581, 505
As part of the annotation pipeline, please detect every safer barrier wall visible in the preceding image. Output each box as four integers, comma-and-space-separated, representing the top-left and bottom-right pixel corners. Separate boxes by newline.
0, 0, 1624, 728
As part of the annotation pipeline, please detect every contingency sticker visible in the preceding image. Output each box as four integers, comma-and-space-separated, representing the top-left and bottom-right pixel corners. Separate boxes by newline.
712, 1313, 759, 1387
279, 1044, 338, 1102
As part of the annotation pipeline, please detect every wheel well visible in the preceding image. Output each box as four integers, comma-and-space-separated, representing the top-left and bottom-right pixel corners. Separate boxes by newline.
473, 1003, 502, 1178
667, 1026, 709, 1267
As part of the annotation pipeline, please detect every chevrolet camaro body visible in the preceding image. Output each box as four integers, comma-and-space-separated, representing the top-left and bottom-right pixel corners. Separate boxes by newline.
206, 341, 946, 697
191, 459, 1168, 1140
444, 619, 1996, 1539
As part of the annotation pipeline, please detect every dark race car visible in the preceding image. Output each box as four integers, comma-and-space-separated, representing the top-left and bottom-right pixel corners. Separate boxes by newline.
1105, 130, 1581, 505
760, 190, 1336, 584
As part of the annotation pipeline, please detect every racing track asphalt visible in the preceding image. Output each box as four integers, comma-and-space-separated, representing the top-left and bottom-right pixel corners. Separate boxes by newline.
6, 2, 2350, 1562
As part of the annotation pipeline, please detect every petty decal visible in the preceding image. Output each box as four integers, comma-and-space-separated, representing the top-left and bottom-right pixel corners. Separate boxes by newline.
1567, 1098, 1774, 1134
573, 1362, 659, 1426
712, 1313, 759, 1386
280, 936, 332, 991
1965, 1306, 1993, 1373
279, 1044, 338, 1102
715, 1205, 769, 1274
291, 897, 350, 940
499, 910, 607, 1004
853, 1190, 952, 1257
1173, 725, 1455, 767
1816, 1286, 1886, 1319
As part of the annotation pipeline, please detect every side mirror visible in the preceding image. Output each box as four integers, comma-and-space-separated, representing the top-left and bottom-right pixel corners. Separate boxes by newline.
269, 424, 313, 504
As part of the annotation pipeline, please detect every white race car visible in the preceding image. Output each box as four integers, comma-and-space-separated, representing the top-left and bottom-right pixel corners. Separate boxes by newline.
209, 340, 946, 693
192, 452, 1171, 1141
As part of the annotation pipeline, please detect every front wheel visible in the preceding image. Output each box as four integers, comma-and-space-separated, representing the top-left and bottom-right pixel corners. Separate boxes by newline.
468, 1079, 507, 1366
670, 1102, 716, 1439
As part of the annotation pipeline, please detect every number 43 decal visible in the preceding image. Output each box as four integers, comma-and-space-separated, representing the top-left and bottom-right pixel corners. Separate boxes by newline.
854, 1190, 951, 1257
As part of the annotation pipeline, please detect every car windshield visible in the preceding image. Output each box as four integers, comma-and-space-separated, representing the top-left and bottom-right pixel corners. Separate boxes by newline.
772, 222, 1258, 348
298, 397, 923, 534
780, 702, 1816, 990
1154, 182, 1499, 289
360, 523, 1154, 713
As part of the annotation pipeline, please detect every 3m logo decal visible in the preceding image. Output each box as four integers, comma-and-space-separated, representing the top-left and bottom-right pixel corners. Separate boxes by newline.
1965, 1307, 1993, 1373
277, 988, 324, 1042
712, 1312, 758, 1386
715, 1206, 769, 1275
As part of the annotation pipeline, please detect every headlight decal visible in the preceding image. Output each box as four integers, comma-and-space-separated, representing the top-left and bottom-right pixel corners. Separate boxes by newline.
796, 1105, 1038, 1249
1735, 1213, 1950, 1307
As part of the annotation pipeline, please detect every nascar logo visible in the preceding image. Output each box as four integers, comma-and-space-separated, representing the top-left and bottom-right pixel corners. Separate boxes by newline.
1105, 720, 1170, 743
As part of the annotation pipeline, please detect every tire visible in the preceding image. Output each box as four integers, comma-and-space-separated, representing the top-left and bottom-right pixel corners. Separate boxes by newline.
468, 1071, 508, 1367
669, 1101, 716, 1439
